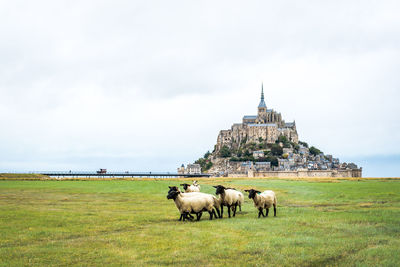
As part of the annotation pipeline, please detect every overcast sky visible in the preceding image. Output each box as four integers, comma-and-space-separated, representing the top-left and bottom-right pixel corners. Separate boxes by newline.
1, 1, 399, 176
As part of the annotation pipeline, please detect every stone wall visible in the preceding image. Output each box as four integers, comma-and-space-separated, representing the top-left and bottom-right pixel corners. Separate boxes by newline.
243, 169, 362, 178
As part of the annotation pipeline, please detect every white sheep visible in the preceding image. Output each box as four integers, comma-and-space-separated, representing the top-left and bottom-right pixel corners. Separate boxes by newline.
167, 188, 218, 221
244, 189, 277, 218
213, 185, 243, 218
180, 182, 200, 192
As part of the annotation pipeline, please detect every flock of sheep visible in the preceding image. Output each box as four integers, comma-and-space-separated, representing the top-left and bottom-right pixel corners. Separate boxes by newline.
166, 181, 277, 221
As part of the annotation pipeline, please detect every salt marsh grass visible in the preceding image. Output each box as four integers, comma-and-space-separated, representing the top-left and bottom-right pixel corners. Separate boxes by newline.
0, 178, 399, 266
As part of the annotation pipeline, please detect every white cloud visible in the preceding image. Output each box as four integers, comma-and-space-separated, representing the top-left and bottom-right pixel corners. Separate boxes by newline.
0, 0, 399, 175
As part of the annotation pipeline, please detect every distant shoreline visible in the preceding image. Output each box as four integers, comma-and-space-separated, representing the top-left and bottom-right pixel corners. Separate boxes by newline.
1, 173, 399, 181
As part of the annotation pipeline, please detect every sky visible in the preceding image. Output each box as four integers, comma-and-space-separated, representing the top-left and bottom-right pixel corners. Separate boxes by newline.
0, 1, 399, 177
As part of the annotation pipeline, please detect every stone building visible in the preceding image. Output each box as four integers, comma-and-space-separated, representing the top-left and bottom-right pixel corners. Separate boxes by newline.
177, 164, 185, 174
253, 150, 265, 159
177, 164, 201, 175
216, 84, 298, 152
187, 164, 201, 174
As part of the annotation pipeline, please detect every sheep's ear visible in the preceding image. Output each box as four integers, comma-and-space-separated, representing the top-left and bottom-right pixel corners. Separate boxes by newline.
180, 184, 184, 186
244, 190, 249, 192
255, 190, 261, 193
169, 186, 172, 189
213, 186, 217, 188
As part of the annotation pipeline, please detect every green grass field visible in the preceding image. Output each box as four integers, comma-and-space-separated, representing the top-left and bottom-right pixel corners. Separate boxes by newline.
1, 178, 399, 266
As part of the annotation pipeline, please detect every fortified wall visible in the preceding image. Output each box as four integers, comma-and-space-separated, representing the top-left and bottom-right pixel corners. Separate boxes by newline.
231, 169, 362, 178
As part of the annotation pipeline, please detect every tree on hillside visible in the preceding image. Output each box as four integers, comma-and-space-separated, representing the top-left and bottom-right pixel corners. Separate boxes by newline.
204, 151, 211, 159
271, 144, 283, 156
219, 145, 232, 158
204, 161, 213, 171
277, 135, 288, 144
293, 143, 300, 153
309, 146, 322, 156
244, 149, 252, 157
299, 141, 308, 148
266, 156, 278, 167
248, 142, 257, 150
195, 157, 213, 172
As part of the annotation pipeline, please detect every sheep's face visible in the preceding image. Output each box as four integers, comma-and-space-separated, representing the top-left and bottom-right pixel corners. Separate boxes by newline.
180, 183, 190, 190
168, 186, 180, 194
213, 185, 226, 195
245, 189, 261, 199
167, 190, 180, 200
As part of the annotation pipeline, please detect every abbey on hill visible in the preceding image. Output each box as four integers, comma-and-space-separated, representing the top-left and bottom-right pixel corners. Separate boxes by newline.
216, 84, 298, 152
184, 85, 362, 178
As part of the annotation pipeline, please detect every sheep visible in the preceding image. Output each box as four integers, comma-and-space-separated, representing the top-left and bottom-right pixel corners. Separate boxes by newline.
168, 186, 195, 220
167, 189, 218, 221
213, 185, 244, 218
244, 189, 277, 218
180, 182, 200, 192
224, 187, 244, 212
168, 186, 221, 219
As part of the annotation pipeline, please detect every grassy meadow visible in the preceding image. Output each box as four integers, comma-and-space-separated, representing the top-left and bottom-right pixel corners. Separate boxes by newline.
0, 177, 399, 266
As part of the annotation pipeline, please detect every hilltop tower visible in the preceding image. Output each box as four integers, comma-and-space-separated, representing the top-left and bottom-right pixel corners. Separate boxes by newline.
257, 83, 267, 116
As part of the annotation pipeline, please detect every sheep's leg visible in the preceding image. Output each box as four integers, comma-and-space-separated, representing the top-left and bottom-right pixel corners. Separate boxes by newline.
179, 214, 183, 221
273, 203, 277, 217
208, 211, 213, 220
196, 212, 202, 221
215, 207, 221, 218
239, 204, 242, 211
220, 205, 224, 218
227, 205, 231, 218
258, 207, 264, 218
266, 208, 269, 217
232, 204, 237, 217
184, 212, 193, 221
212, 209, 218, 219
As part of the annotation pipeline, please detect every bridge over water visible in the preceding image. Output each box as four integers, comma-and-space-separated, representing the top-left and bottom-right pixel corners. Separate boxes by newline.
37, 171, 211, 178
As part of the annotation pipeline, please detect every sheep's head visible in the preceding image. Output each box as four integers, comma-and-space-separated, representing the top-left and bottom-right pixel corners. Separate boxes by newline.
213, 185, 226, 195
167, 190, 180, 200
168, 186, 180, 194
180, 183, 190, 190
245, 189, 261, 199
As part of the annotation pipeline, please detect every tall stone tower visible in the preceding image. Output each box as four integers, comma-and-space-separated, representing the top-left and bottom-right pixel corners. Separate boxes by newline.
257, 83, 267, 118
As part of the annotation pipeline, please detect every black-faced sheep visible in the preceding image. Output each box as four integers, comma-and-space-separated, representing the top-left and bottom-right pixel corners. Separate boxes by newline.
167, 189, 218, 221
245, 189, 277, 218
180, 182, 200, 192
213, 185, 244, 218
173, 186, 220, 219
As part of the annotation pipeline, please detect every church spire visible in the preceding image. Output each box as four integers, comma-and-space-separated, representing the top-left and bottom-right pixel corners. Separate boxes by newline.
261, 83, 264, 101
258, 83, 266, 108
